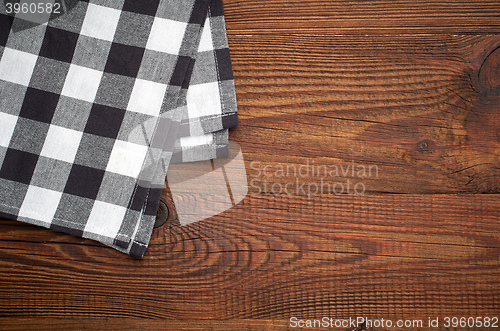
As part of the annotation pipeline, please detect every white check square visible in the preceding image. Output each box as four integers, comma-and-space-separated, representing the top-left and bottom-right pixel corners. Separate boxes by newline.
0, 112, 18, 148
40, 125, 83, 163
180, 133, 213, 148
127, 78, 167, 116
146, 17, 187, 55
61, 64, 103, 103
85, 201, 127, 238
197, 17, 213, 52
19, 186, 62, 224
0, 48, 37, 87
80, 3, 121, 41
106, 140, 148, 178
187, 81, 222, 118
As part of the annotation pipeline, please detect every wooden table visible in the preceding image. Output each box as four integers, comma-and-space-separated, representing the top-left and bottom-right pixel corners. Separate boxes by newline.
1, 1, 499, 330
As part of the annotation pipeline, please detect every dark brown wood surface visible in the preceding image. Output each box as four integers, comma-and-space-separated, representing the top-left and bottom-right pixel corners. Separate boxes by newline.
1, 0, 499, 330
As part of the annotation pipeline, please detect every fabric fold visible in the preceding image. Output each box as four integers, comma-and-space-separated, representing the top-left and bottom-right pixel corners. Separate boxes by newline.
0, 0, 238, 258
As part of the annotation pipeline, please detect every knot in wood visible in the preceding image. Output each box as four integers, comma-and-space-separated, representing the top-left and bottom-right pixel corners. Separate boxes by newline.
417, 140, 433, 152
478, 45, 500, 95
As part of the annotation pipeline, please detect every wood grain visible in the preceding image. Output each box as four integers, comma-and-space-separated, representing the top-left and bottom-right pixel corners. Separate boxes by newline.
0, 195, 498, 326
0, 318, 288, 331
0, 0, 499, 330
229, 34, 500, 194
223, 0, 500, 35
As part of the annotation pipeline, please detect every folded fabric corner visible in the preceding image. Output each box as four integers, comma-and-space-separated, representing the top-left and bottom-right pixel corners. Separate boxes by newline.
0, 0, 238, 258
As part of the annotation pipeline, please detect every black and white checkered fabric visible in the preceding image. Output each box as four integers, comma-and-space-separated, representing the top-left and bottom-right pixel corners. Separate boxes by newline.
0, 0, 238, 257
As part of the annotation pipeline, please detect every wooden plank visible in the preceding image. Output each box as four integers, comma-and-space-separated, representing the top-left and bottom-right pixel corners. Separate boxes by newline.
0, 194, 498, 322
2, 317, 500, 331
228, 34, 500, 194
0, 1, 499, 330
0, 319, 288, 331
223, 0, 500, 35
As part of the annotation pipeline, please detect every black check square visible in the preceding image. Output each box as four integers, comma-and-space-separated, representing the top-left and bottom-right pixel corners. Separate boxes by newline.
170, 56, 192, 87
64, 164, 105, 200
122, 0, 160, 17
50, 223, 84, 237
222, 112, 238, 128
130, 242, 145, 257
0, 149, 38, 184
129, 184, 149, 211
104, 43, 145, 78
144, 187, 162, 215
19, 88, 59, 124
0, 14, 12, 47
84, 104, 126, 139
209, 0, 224, 17
215, 48, 234, 81
182, 57, 195, 89
190, 0, 209, 23
39, 26, 79, 63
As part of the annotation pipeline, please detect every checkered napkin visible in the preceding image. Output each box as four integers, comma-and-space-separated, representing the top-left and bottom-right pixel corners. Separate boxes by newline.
0, 0, 238, 257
